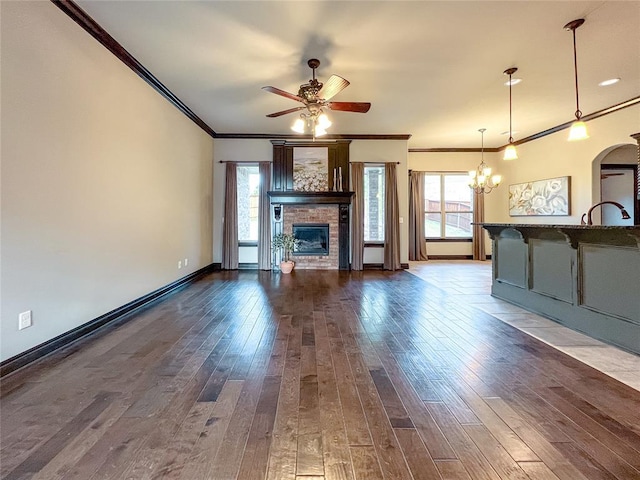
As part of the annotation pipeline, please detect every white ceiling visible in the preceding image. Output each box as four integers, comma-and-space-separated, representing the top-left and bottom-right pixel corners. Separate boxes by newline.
75, 1, 640, 149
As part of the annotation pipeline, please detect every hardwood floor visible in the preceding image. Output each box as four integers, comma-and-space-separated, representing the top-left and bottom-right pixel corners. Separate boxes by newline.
2, 268, 640, 479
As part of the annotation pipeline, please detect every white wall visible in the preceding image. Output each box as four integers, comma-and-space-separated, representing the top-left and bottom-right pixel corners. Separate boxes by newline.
211, 138, 409, 265
1, 2, 214, 361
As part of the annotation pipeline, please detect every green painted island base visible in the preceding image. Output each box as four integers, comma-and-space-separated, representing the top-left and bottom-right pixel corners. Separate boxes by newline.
482, 224, 640, 355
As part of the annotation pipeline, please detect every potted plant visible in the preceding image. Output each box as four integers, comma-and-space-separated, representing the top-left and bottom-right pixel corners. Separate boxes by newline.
272, 232, 299, 274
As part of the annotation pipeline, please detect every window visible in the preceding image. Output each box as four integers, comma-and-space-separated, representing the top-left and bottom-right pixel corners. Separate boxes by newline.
237, 165, 260, 242
425, 173, 473, 238
364, 166, 385, 242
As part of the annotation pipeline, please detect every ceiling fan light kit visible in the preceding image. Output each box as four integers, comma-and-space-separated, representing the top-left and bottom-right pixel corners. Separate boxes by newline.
291, 118, 305, 134
263, 58, 371, 139
565, 18, 589, 141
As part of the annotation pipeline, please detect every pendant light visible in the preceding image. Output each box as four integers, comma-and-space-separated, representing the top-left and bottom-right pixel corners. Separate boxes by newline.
565, 18, 589, 141
469, 129, 501, 194
503, 67, 519, 160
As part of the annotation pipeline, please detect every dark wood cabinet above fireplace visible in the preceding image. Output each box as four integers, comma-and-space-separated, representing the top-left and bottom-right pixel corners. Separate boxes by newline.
271, 139, 351, 192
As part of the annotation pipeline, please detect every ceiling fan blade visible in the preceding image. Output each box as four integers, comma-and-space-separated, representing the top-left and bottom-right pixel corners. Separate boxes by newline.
327, 101, 371, 113
262, 86, 304, 103
318, 75, 350, 100
266, 106, 306, 118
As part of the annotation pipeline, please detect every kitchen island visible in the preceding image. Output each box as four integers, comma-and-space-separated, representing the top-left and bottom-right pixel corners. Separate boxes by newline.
482, 224, 640, 355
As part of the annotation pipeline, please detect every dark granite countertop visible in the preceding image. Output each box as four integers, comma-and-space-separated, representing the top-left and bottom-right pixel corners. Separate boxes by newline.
479, 223, 640, 249
480, 223, 639, 230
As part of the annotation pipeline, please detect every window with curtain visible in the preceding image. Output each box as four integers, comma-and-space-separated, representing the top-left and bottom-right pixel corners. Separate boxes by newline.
364, 165, 385, 242
425, 173, 473, 239
237, 165, 260, 242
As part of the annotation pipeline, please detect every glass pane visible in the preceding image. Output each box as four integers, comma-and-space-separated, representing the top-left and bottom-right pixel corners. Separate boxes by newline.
364, 166, 385, 241
425, 213, 442, 238
237, 166, 260, 241
424, 175, 441, 212
445, 212, 472, 238
444, 175, 473, 212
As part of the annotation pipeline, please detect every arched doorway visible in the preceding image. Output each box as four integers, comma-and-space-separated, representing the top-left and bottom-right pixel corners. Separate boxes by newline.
591, 144, 638, 225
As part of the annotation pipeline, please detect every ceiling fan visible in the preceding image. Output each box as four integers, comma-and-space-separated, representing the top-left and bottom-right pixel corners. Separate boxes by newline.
262, 59, 371, 135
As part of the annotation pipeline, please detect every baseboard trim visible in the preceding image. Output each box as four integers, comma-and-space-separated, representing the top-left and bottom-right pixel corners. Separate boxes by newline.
419, 255, 492, 260
363, 263, 383, 270
0, 263, 216, 378
363, 263, 410, 270
238, 263, 258, 270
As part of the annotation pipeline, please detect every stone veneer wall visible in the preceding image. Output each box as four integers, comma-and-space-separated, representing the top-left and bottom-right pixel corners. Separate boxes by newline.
283, 206, 339, 269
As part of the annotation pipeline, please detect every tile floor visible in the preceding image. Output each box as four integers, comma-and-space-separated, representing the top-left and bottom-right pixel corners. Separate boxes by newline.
408, 260, 640, 391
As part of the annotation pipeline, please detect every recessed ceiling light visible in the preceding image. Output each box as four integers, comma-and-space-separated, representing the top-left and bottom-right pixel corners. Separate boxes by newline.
500, 130, 519, 136
598, 78, 620, 86
504, 78, 522, 86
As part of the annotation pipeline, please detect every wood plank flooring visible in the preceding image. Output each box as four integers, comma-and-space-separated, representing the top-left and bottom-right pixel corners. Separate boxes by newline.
2, 268, 640, 479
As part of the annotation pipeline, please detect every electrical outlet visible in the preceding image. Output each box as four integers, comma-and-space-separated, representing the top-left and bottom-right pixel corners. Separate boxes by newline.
19, 311, 32, 330
184, 258, 188, 266
178, 260, 182, 269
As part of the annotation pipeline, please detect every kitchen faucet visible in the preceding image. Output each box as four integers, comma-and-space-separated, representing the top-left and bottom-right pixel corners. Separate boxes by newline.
580, 201, 631, 225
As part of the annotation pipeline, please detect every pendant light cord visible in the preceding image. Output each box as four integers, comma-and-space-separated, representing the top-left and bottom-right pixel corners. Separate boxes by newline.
508, 72, 514, 144
572, 29, 582, 120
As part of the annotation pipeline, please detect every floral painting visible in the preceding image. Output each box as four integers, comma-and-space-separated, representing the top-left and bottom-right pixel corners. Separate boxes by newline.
509, 176, 571, 216
293, 147, 328, 191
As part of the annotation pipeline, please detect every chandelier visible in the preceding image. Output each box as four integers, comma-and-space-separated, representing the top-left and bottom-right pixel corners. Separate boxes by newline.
291, 108, 331, 139
469, 128, 502, 194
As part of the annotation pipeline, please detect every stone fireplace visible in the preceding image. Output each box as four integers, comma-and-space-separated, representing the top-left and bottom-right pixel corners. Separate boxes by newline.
267, 191, 353, 270
285, 207, 337, 269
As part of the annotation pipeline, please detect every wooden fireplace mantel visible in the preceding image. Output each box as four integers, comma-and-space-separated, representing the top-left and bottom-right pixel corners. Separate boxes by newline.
267, 191, 354, 205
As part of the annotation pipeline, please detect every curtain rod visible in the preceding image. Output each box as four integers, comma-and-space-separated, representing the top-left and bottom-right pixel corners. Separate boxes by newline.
218, 160, 271, 163
349, 161, 401, 164
219, 160, 399, 164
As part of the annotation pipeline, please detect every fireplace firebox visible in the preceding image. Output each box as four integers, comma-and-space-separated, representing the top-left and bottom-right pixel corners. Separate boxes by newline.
293, 224, 329, 256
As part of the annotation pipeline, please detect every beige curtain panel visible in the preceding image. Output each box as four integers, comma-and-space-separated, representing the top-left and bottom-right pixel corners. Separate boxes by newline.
222, 162, 239, 270
351, 162, 365, 271
383, 163, 402, 270
409, 171, 428, 261
257, 162, 272, 270
472, 190, 486, 261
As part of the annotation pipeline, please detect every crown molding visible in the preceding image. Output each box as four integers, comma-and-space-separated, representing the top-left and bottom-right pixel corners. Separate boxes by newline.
409, 147, 501, 153
410, 96, 640, 152
215, 133, 411, 140
499, 96, 640, 150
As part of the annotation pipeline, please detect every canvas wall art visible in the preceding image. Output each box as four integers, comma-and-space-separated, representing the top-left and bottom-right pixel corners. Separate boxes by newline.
293, 147, 328, 191
509, 176, 571, 216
